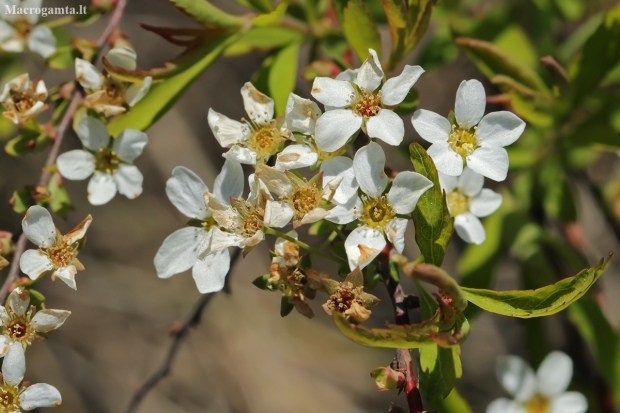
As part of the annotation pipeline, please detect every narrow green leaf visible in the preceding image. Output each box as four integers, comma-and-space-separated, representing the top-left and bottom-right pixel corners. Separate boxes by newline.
252, 274, 276, 291
381, 0, 409, 67
224, 26, 303, 56
168, 0, 246, 28
493, 25, 538, 69
10, 188, 35, 214
251, 0, 288, 27
5, 127, 50, 156
280, 295, 295, 316
461, 255, 612, 318
47, 173, 73, 219
253, 42, 300, 116
409, 143, 453, 267
406, 0, 434, 56
431, 388, 474, 413
333, 0, 382, 61
308, 220, 333, 236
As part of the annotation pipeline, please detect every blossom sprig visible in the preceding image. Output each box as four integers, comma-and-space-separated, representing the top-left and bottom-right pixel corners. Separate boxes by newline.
0, 73, 48, 125
0, 0, 56, 58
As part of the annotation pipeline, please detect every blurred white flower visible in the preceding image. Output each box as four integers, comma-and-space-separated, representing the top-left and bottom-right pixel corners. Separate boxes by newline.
208, 82, 288, 165
439, 167, 502, 245
19, 205, 92, 290
0, 0, 56, 58
311, 49, 424, 152
0, 342, 62, 410
154, 160, 244, 294
56, 116, 148, 205
0, 287, 70, 355
0, 73, 47, 124
412, 79, 525, 181
327, 142, 432, 270
488, 351, 587, 413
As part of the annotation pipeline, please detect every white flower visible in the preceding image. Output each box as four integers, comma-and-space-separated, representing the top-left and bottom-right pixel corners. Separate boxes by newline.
488, 351, 587, 413
0, 287, 70, 356
75, 47, 152, 117
0, 342, 62, 410
56, 116, 148, 205
204, 174, 293, 255
328, 142, 433, 270
412, 79, 525, 181
0, 0, 56, 58
208, 82, 288, 165
0, 73, 47, 124
311, 49, 424, 152
439, 167, 502, 245
154, 160, 244, 294
19, 205, 92, 290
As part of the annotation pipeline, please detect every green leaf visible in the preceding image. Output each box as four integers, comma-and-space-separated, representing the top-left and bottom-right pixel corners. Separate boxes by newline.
27, 289, 45, 311
431, 388, 474, 413
107, 32, 239, 136
47, 173, 73, 219
168, 0, 246, 28
409, 143, 453, 267
381, 0, 408, 68
370, 366, 405, 391
5, 126, 51, 156
252, 274, 277, 291
493, 25, 538, 69
308, 220, 333, 236
9, 188, 35, 214
234, 0, 274, 12
333, 0, 382, 62
405, 0, 434, 59
251, 0, 288, 26
224, 26, 303, 56
47, 45, 79, 69
280, 295, 295, 316
461, 255, 612, 318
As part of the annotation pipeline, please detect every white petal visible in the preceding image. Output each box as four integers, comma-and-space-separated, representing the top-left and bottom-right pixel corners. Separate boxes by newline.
241, 82, 274, 124
0, 336, 10, 357
206, 227, 243, 254
154, 227, 202, 278
31, 309, 70, 333
87, 173, 117, 205
455, 79, 486, 128
64, 215, 92, 246
207, 108, 248, 147
354, 141, 387, 197
320, 156, 358, 204
28, 25, 56, 58
387, 171, 433, 214
366, 109, 404, 146
9, 287, 29, 317
275, 144, 318, 170
77, 116, 109, 151
0, 20, 14, 45
386, 218, 408, 253
466, 146, 509, 182
19, 249, 53, 280
2, 343, 25, 386
22, 0, 42, 23
457, 167, 484, 196
355, 49, 384, 91
125, 76, 152, 106
19, 383, 62, 410
311, 77, 356, 108
325, 196, 360, 225
454, 213, 486, 245
427, 141, 463, 176
56, 150, 95, 181
537, 351, 573, 398
75, 58, 103, 90
113, 129, 148, 162
106, 45, 137, 70
411, 110, 451, 143
285, 93, 321, 134
0, 306, 8, 324
486, 398, 527, 413
438, 173, 458, 192
53, 266, 77, 289
255, 164, 291, 197
470, 189, 502, 218
344, 226, 386, 270
381, 65, 424, 106
166, 166, 209, 219
192, 249, 230, 294
22, 205, 56, 248
496, 355, 537, 402
299, 208, 330, 225
314, 109, 362, 152
214, 159, 244, 202
336, 68, 358, 82
264, 201, 293, 228
477, 111, 526, 148
114, 165, 143, 200
223, 145, 257, 165
550, 392, 587, 413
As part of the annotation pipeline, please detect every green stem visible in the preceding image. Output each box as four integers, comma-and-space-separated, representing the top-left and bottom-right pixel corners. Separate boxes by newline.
319, 230, 339, 251
43, 15, 75, 29
264, 227, 347, 266
328, 222, 347, 241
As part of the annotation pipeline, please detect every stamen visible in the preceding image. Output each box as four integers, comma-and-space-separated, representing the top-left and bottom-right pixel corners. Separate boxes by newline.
448, 125, 477, 157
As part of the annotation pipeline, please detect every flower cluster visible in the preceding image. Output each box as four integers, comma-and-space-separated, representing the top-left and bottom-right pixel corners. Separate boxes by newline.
0, 0, 56, 58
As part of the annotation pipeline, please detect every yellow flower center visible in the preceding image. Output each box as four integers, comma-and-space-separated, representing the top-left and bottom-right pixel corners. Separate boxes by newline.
278, 268, 307, 296
353, 90, 382, 118
289, 181, 322, 222
45, 237, 75, 269
525, 395, 550, 413
360, 195, 395, 229
326, 281, 363, 313
7, 90, 36, 113
7, 320, 28, 339
13, 18, 31, 41
0, 384, 20, 412
231, 200, 265, 239
247, 121, 284, 163
94, 148, 120, 174
103, 77, 127, 107
448, 126, 478, 157
446, 190, 469, 216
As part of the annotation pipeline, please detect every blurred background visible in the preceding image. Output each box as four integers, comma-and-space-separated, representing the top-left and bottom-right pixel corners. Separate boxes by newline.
1, 0, 620, 412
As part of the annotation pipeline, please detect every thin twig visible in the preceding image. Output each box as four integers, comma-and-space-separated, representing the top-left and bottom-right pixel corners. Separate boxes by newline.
124, 249, 241, 413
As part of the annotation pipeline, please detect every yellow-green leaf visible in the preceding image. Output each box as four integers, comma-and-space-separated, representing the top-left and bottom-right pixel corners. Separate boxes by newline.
168, 0, 246, 28
333, 0, 381, 61
251, 0, 288, 27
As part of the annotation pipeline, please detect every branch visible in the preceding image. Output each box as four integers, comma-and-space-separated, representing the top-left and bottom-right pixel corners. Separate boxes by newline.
124, 249, 241, 413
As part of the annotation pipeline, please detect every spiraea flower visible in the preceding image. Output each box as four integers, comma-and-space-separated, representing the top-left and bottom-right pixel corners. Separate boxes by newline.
328, 142, 433, 270
412, 79, 525, 181
255, 164, 341, 228
56, 116, 148, 205
0, 73, 47, 124
19, 205, 92, 290
311, 49, 424, 152
154, 160, 244, 294
487, 351, 587, 413
75, 46, 152, 117
204, 174, 293, 255
439, 167, 502, 245
0, 0, 56, 58
321, 268, 380, 324
0, 287, 70, 355
208, 82, 288, 165
0, 342, 62, 410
